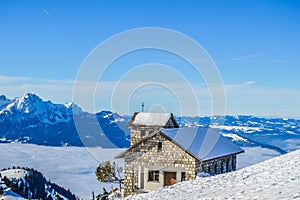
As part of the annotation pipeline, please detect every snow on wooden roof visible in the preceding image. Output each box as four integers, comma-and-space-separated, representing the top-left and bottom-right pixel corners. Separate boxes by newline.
161, 127, 244, 161
128, 112, 177, 127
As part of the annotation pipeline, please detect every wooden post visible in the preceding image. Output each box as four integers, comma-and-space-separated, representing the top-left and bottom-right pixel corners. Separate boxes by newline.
92, 191, 95, 200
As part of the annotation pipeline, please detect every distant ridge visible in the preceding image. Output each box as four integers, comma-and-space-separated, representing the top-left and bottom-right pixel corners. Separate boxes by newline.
0, 93, 130, 147
0, 93, 299, 153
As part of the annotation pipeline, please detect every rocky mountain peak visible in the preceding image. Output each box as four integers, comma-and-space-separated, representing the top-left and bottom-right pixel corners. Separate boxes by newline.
0, 95, 10, 108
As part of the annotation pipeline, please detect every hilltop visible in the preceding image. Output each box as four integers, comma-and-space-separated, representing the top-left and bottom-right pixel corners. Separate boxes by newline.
0, 167, 77, 200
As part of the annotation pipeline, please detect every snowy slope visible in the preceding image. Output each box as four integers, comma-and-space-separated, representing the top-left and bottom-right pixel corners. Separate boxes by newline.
0, 169, 28, 179
0, 169, 28, 200
0, 189, 24, 200
0, 183, 24, 200
126, 149, 300, 200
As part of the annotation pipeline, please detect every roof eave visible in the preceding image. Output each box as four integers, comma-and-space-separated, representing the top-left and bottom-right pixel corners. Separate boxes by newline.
127, 112, 140, 128
201, 149, 245, 162
114, 153, 125, 159
160, 130, 245, 162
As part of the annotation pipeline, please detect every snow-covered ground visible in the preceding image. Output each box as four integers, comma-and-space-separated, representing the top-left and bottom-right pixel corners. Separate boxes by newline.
210, 125, 261, 132
126, 149, 300, 200
222, 133, 248, 142
0, 169, 27, 180
0, 189, 24, 200
0, 143, 286, 199
0, 169, 26, 200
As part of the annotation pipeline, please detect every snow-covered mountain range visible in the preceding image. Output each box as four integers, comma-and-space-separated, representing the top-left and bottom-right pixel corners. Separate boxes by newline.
178, 115, 300, 154
0, 93, 129, 147
0, 93, 299, 154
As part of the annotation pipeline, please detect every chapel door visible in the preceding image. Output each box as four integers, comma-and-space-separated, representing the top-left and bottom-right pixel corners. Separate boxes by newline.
164, 172, 177, 186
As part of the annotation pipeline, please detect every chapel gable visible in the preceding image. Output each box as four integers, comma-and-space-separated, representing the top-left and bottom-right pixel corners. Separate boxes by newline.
127, 112, 178, 146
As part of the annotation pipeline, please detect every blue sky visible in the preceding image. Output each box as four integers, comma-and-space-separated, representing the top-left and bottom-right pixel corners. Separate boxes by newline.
0, 1, 300, 117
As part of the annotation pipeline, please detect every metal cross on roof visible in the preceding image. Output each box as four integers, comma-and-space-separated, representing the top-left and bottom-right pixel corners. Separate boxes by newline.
141, 102, 144, 112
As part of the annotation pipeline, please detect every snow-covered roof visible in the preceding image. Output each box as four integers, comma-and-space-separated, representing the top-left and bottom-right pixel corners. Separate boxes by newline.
161, 127, 244, 161
129, 112, 177, 127
115, 127, 244, 160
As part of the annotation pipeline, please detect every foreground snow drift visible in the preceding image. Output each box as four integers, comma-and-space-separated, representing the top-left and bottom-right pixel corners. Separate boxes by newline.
127, 149, 300, 200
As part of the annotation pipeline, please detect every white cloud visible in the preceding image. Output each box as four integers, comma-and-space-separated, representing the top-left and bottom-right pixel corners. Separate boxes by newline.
223, 84, 300, 118
0, 76, 74, 104
0, 76, 32, 84
42, 8, 54, 18
230, 54, 260, 61
245, 80, 255, 85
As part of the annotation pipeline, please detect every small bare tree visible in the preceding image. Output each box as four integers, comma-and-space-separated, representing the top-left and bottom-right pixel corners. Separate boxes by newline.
95, 161, 124, 192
